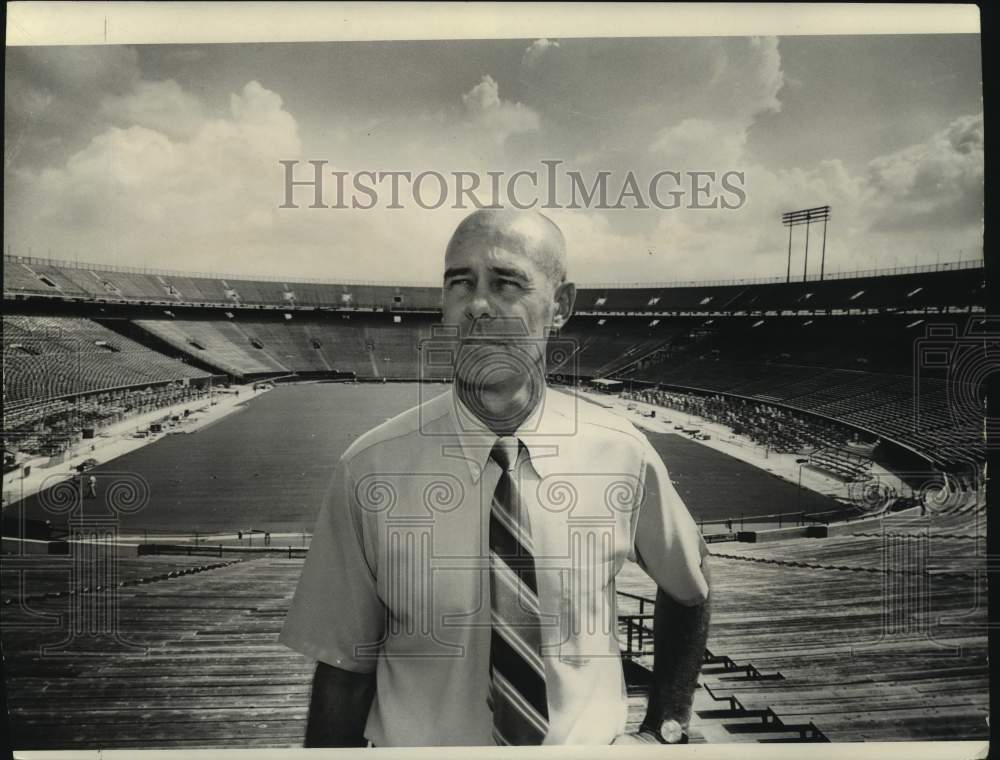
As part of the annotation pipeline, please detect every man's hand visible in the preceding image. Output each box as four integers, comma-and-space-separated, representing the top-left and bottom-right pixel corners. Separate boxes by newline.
611, 719, 688, 745
610, 730, 665, 745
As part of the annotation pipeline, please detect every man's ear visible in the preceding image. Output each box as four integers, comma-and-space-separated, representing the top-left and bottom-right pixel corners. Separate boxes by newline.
550, 281, 576, 331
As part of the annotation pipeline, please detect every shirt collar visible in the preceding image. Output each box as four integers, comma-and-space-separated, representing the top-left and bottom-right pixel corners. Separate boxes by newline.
451, 385, 571, 483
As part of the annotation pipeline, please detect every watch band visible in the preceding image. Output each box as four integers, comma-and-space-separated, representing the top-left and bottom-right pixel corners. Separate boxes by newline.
637, 724, 667, 744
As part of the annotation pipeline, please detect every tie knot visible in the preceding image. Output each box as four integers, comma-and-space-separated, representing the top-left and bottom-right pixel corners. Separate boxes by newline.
490, 436, 520, 472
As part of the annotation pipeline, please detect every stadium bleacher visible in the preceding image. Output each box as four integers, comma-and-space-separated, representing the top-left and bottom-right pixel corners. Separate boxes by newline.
3, 315, 211, 407
3, 538, 984, 747
575, 262, 983, 315
616, 517, 988, 742
133, 319, 292, 376
549, 322, 683, 378
622, 313, 984, 469
2, 251, 986, 472
5, 255, 982, 314
129, 317, 437, 379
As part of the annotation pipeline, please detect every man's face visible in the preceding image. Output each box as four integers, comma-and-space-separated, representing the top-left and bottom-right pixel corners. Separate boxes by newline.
441, 238, 557, 387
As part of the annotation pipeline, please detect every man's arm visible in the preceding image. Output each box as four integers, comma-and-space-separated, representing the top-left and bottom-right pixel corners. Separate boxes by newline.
304, 662, 377, 747
641, 557, 712, 738
615, 443, 713, 745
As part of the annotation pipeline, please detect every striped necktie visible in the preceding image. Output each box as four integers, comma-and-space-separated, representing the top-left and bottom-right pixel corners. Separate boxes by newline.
487, 436, 549, 745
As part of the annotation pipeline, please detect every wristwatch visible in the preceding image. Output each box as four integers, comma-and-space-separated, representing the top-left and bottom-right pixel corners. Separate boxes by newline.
638, 719, 689, 744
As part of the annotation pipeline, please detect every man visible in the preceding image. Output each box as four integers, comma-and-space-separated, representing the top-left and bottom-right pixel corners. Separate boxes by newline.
280, 208, 711, 746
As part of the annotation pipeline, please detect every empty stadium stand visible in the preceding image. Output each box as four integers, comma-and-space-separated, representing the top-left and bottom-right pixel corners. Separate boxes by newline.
130, 316, 438, 380
132, 319, 292, 377
2, 532, 986, 747
576, 261, 983, 315
5, 255, 982, 314
1, 554, 314, 749
549, 323, 684, 378
3, 315, 212, 407
3, 251, 987, 472
5, 255, 445, 312
620, 314, 985, 469
617, 496, 989, 742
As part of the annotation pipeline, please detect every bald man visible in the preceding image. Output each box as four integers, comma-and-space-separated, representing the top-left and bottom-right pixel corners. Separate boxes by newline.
281, 209, 711, 746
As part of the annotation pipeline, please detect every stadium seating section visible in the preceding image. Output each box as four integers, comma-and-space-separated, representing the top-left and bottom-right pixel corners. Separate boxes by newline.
4, 255, 981, 314
3, 256, 986, 471
617, 313, 986, 468
3, 315, 210, 407
4, 256, 443, 311
616, 497, 988, 742
132, 317, 438, 379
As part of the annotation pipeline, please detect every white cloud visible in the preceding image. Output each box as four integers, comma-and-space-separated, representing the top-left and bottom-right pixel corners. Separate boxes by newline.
522, 38, 559, 68
102, 79, 207, 140
650, 118, 748, 169
745, 36, 784, 116
865, 113, 983, 230
461, 75, 503, 112
461, 75, 540, 145
380, 74, 542, 168
10, 80, 303, 271
702, 36, 783, 123
648, 37, 783, 167
551, 114, 981, 283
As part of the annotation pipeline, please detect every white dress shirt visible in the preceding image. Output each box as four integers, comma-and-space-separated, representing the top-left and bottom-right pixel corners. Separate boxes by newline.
280, 385, 709, 746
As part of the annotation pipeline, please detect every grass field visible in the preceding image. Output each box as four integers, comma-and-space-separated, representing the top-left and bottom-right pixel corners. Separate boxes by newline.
15, 382, 844, 534
643, 431, 842, 524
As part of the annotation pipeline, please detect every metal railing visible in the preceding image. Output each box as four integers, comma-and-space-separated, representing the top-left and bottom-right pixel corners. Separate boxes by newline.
698, 511, 810, 530
138, 543, 308, 559
617, 590, 657, 659
581, 257, 982, 289
5, 253, 441, 288
132, 527, 311, 546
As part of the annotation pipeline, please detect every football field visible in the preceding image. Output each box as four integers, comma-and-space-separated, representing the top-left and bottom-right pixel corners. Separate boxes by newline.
16, 382, 844, 534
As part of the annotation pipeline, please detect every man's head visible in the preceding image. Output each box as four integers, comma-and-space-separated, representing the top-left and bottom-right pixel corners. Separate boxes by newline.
441, 208, 576, 397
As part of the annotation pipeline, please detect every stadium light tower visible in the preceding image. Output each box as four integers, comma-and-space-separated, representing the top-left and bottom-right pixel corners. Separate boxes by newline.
782, 206, 831, 283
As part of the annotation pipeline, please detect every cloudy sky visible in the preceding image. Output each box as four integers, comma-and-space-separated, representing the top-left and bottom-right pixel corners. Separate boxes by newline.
4, 34, 982, 284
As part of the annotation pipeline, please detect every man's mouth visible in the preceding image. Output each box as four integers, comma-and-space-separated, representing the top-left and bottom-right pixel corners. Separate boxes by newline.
461, 336, 513, 346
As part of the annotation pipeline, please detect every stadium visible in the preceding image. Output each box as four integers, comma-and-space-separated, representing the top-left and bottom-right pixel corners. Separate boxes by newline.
1, 251, 988, 747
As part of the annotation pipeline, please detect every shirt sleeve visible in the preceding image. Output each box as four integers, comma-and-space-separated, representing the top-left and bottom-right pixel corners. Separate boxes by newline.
279, 454, 385, 672
629, 439, 710, 606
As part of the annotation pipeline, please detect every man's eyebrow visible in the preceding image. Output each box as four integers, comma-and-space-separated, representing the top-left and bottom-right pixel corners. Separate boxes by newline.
488, 265, 529, 280
443, 267, 473, 280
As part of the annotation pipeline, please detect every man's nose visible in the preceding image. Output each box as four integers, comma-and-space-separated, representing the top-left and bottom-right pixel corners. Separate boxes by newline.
464, 289, 493, 322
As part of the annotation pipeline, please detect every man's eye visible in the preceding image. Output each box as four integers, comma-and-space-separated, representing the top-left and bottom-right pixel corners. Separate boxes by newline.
447, 279, 472, 289
497, 279, 522, 290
